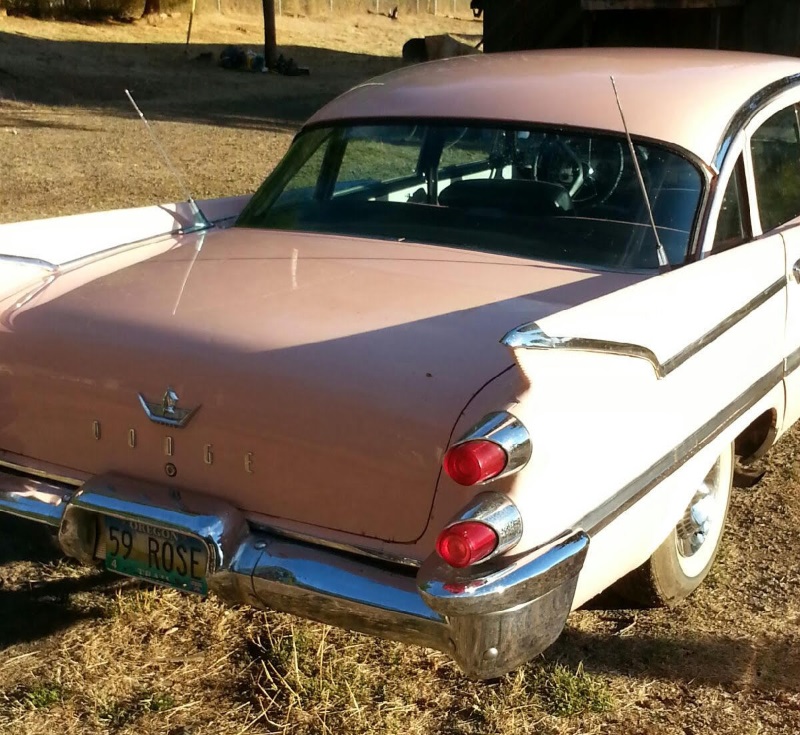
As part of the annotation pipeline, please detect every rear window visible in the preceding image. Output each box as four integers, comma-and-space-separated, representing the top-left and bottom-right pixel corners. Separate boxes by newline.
236, 122, 704, 271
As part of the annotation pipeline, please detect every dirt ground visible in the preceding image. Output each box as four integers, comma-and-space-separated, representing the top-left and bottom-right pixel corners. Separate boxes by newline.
2, 9, 800, 735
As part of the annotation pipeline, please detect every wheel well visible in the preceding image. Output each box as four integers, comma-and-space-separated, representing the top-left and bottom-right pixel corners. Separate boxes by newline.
734, 409, 778, 464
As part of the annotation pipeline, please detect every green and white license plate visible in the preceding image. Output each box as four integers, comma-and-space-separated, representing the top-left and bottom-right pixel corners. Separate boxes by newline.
102, 517, 209, 595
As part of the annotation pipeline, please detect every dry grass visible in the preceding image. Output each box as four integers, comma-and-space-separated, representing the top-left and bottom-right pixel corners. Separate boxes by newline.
0, 570, 620, 735
2, 9, 800, 735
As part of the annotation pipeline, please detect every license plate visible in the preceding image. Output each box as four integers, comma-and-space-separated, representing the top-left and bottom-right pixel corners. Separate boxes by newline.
101, 517, 209, 595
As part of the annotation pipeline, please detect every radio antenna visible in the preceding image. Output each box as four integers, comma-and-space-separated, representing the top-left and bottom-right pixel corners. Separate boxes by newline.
610, 76, 669, 272
124, 89, 210, 231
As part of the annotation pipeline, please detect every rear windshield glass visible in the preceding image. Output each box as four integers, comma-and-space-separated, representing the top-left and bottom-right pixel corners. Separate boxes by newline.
236, 123, 704, 270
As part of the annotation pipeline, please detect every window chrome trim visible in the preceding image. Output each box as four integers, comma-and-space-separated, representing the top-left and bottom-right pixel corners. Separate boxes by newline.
502, 275, 785, 379
700, 132, 747, 257
714, 73, 800, 172
292, 117, 710, 269
740, 92, 800, 239
705, 79, 800, 243
742, 125, 763, 238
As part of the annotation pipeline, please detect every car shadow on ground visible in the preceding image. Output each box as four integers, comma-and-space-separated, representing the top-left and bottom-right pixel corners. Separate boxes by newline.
0, 515, 128, 648
545, 620, 800, 695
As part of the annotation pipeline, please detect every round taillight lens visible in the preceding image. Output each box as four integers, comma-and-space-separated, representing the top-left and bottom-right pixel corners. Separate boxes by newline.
435, 521, 498, 568
443, 440, 507, 486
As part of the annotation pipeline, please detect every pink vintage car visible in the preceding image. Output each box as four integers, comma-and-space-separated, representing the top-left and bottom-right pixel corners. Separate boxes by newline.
1, 47, 799, 678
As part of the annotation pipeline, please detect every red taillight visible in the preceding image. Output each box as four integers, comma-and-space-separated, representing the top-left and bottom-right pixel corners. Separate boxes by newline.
443, 440, 507, 486
435, 521, 498, 568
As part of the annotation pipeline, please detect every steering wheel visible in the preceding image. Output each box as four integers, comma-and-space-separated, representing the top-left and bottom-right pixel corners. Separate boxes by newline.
533, 135, 625, 205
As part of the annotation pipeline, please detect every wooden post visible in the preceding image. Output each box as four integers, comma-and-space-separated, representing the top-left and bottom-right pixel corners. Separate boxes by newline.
262, 0, 278, 69
185, 0, 198, 52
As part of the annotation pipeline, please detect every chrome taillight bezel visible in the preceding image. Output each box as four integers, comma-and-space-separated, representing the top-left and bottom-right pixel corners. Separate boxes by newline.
441, 491, 523, 561
449, 411, 531, 483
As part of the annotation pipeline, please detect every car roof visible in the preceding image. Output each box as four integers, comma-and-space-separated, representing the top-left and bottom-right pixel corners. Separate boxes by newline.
304, 48, 800, 167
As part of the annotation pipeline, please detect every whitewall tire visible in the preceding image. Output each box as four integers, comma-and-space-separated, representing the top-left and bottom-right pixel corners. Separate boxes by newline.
614, 442, 734, 607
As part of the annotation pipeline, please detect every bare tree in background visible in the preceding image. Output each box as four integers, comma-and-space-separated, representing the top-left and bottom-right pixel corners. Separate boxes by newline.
142, 0, 160, 16
262, 0, 278, 68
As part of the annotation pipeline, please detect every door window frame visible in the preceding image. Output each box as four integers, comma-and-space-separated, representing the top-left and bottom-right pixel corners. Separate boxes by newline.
701, 86, 800, 255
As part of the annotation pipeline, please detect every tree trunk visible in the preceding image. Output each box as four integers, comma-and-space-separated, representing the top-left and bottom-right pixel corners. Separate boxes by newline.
142, 0, 160, 16
262, 0, 278, 69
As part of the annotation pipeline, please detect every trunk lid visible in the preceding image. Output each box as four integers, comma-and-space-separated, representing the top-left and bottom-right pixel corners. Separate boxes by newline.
0, 228, 641, 541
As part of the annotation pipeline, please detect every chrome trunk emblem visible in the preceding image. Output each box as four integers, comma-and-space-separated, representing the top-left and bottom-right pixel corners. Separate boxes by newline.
138, 387, 199, 428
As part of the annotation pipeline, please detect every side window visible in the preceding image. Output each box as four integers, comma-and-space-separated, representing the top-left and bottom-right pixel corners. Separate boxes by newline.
751, 105, 800, 232
270, 143, 328, 209
333, 127, 422, 196
713, 155, 749, 251
438, 128, 494, 170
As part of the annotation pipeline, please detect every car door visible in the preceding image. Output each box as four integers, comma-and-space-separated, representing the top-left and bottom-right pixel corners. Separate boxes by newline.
744, 99, 800, 430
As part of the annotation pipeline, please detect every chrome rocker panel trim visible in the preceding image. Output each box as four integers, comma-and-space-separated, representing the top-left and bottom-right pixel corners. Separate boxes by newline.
0, 469, 588, 681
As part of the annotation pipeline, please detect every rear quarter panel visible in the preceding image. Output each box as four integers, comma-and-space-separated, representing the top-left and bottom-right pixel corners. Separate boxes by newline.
491, 237, 787, 597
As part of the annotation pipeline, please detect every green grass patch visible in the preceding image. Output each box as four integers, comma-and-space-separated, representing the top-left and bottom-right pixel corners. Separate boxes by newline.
97, 699, 138, 729
529, 662, 614, 717
146, 691, 176, 712
16, 682, 63, 710
97, 689, 176, 728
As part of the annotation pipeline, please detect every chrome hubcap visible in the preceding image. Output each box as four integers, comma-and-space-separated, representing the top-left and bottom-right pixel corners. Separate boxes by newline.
676, 491, 714, 556
676, 460, 721, 558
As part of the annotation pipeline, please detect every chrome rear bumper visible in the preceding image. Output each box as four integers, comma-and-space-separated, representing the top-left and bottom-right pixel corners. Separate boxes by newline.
0, 470, 588, 679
